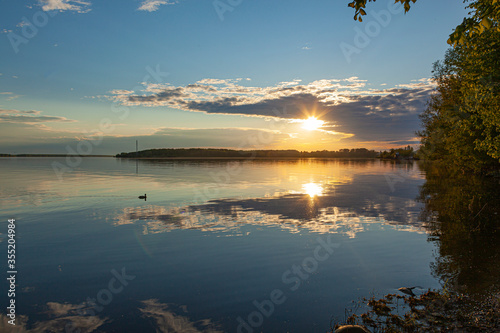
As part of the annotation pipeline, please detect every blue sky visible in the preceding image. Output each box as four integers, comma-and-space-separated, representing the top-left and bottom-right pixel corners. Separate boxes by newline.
0, 0, 469, 154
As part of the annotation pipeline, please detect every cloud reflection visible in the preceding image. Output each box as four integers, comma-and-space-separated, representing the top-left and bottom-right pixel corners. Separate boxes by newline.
0, 301, 107, 333
0, 300, 221, 333
140, 299, 223, 333
112, 174, 427, 238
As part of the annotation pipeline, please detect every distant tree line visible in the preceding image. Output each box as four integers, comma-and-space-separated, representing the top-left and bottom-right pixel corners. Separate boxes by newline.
379, 145, 417, 159
115, 148, 379, 159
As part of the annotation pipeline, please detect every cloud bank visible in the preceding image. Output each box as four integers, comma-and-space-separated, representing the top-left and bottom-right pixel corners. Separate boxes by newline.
106, 77, 435, 146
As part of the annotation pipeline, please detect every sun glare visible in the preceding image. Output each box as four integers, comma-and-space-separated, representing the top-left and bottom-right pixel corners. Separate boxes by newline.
302, 182, 324, 198
301, 117, 324, 131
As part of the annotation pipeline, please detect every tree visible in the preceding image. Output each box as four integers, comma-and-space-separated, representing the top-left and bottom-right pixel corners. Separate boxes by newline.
348, 0, 500, 46
416, 38, 499, 172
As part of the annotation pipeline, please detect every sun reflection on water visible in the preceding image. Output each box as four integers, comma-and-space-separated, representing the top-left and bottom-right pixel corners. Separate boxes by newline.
302, 182, 324, 198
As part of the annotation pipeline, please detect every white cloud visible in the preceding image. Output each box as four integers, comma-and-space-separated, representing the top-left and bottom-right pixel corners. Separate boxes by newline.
0, 92, 21, 100
39, 0, 92, 13
138, 0, 176, 12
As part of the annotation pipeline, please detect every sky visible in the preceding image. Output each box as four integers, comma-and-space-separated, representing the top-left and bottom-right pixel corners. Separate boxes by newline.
0, 0, 470, 154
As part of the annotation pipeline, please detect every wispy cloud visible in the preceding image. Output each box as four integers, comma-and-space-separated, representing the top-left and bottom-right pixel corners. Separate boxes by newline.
38, 0, 92, 13
0, 108, 75, 123
137, 0, 176, 12
109, 89, 135, 95
16, 21, 30, 27
0, 92, 22, 101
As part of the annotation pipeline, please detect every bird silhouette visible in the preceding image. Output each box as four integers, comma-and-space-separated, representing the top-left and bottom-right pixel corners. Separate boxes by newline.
398, 286, 423, 297
138, 194, 147, 201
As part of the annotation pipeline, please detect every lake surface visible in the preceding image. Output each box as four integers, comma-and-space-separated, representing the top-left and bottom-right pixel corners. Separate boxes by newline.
1, 157, 497, 332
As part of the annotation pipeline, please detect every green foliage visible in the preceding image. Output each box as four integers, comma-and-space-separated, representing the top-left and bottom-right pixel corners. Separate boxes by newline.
448, 0, 500, 46
415, 2, 500, 173
347, 0, 415, 22
348, 1, 500, 46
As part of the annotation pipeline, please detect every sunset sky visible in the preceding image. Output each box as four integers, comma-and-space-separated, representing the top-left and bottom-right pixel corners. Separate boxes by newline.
0, 0, 468, 154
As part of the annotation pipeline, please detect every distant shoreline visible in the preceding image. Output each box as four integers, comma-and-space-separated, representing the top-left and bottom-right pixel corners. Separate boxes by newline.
0, 155, 383, 160
115, 156, 380, 160
115, 148, 382, 159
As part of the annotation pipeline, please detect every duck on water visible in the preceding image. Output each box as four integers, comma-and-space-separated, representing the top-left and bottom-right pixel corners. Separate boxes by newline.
138, 194, 147, 200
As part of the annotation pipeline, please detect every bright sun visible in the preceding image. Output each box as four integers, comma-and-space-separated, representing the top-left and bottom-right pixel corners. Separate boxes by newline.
301, 117, 324, 131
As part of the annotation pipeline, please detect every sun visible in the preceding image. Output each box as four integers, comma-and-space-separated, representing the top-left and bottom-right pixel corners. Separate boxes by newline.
301, 117, 324, 131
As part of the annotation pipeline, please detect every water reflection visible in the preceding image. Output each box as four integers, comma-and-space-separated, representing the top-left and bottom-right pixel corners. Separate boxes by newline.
140, 299, 223, 333
418, 163, 500, 295
0, 302, 107, 333
302, 182, 324, 198
0, 300, 221, 333
112, 168, 427, 237
0, 158, 440, 332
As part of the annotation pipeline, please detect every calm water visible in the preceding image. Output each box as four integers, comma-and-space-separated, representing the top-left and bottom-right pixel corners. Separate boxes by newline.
1, 157, 495, 332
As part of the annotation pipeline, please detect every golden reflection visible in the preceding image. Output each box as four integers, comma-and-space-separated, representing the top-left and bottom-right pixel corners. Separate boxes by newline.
111, 204, 425, 238
302, 182, 324, 197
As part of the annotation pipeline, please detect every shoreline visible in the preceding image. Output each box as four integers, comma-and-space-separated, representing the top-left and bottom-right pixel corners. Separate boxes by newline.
114, 156, 381, 160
